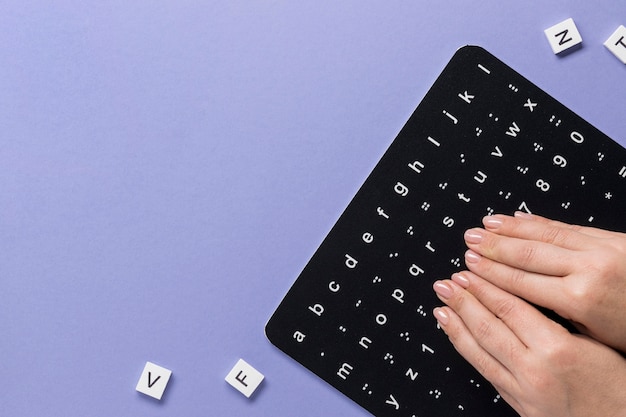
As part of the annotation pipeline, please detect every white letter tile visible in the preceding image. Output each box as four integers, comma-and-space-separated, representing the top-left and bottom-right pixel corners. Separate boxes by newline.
225, 358, 264, 398
544, 18, 583, 54
135, 361, 172, 400
604, 25, 626, 64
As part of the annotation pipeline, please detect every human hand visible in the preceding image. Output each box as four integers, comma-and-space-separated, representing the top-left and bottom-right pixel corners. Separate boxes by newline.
462, 212, 626, 353
432, 272, 626, 417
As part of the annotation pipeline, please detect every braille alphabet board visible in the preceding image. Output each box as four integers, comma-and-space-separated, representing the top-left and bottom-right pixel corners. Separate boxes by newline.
265, 46, 626, 417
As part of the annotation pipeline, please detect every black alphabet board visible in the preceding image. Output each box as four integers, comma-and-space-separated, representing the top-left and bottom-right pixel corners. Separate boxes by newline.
266, 46, 626, 417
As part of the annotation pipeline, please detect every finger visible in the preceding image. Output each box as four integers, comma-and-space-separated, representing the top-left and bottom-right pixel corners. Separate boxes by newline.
463, 250, 570, 317
450, 271, 569, 346
512, 211, 619, 240
482, 214, 596, 251
433, 280, 525, 372
432, 306, 518, 394
464, 227, 575, 276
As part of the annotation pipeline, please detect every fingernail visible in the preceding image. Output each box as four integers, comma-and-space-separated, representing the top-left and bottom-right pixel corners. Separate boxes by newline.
514, 211, 533, 220
483, 216, 503, 230
433, 307, 449, 326
465, 250, 481, 264
451, 273, 470, 288
433, 281, 453, 299
464, 229, 483, 244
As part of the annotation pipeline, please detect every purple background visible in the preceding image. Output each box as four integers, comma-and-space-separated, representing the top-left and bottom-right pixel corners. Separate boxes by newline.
2, 1, 625, 416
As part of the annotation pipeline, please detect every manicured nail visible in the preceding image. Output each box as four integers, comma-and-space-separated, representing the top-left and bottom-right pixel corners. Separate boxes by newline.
465, 250, 481, 264
514, 211, 533, 219
464, 229, 483, 244
433, 281, 453, 299
451, 273, 470, 288
483, 216, 503, 230
433, 307, 449, 326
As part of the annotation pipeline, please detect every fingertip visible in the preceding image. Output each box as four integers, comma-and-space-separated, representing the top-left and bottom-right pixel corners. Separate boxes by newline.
464, 249, 482, 264
433, 307, 450, 326
433, 280, 453, 300
451, 272, 470, 288
482, 215, 504, 230
513, 210, 534, 220
464, 228, 484, 244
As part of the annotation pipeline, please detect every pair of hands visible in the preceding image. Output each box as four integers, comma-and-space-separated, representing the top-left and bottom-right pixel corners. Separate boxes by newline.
433, 212, 626, 417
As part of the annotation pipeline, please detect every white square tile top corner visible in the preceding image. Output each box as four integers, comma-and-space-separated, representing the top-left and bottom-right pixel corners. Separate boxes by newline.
544, 18, 583, 54
136, 361, 172, 400
225, 358, 264, 398
604, 25, 626, 64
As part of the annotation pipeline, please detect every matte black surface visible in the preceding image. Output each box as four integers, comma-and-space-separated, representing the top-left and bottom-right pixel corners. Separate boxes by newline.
266, 46, 626, 417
